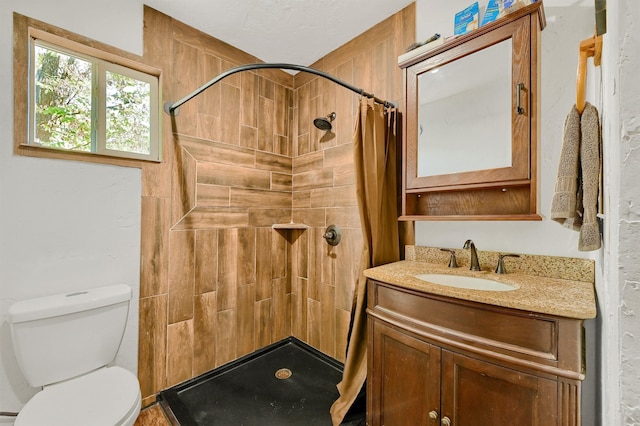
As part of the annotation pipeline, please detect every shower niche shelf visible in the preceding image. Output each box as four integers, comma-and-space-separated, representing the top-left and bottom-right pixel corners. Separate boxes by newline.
271, 223, 309, 230
399, 1, 545, 220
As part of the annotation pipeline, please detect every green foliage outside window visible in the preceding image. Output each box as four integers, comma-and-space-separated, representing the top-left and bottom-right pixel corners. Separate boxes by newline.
33, 42, 154, 158
34, 46, 92, 151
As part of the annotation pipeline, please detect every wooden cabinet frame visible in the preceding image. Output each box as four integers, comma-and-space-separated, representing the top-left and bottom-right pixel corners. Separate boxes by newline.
399, 2, 546, 220
367, 279, 585, 425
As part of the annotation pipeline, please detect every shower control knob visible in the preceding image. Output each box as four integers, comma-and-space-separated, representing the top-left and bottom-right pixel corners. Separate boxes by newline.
322, 225, 341, 246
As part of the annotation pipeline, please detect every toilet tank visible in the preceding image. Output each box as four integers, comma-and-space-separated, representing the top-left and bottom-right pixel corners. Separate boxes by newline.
8, 284, 132, 388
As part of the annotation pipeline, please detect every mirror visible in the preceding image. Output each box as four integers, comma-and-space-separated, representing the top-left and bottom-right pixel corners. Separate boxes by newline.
417, 39, 512, 177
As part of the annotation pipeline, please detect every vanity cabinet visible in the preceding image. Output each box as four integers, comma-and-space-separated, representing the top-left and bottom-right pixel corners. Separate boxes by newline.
367, 279, 585, 425
399, 2, 546, 220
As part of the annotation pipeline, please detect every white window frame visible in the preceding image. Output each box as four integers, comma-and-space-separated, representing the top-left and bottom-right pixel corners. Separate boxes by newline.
28, 32, 161, 162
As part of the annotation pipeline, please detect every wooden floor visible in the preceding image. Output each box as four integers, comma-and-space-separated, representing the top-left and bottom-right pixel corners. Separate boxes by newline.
134, 404, 171, 426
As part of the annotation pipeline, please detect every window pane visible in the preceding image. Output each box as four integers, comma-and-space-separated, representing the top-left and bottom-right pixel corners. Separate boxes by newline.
106, 71, 151, 155
34, 45, 92, 151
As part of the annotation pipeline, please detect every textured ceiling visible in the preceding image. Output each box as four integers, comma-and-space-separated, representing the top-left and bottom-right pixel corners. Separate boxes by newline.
144, 0, 415, 68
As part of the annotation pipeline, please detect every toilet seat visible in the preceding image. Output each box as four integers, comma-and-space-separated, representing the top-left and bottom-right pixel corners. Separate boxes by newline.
15, 366, 141, 426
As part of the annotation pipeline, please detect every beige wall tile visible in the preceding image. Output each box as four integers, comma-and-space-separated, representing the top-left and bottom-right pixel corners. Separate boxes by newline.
272, 277, 291, 341
197, 162, 270, 190
274, 84, 289, 137
293, 151, 323, 174
255, 228, 274, 301
140, 197, 169, 298
292, 191, 311, 209
217, 228, 238, 311
258, 96, 275, 152
271, 172, 292, 192
196, 184, 230, 208
326, 206, 361, 230
241, 72, 258, 128
172, 208, 249, 230
297, 84, 309, 137
309, 185, 358, 208
167, 320, 194, 387
198, 53, 221, 117
247, 208, 292, 227
256, 151, 292, 174
237, 284, 256, 357
307, 298, 321, 349
181, 136, 255, 166
293, 169, 333, 191
171, 145, 197, 224
196, 114, 222, 143
193, 291, 217, 375
291, 208, 326, 227
260, 78, 275, 100
216, 309, 237, 366
195, 229, 217, 294
237, 228, 256, 286
239, 125, 258, 150
297, 133, 310, 156
271, 231, 288, 279
292, 229, 308, 280
168, 230, 195, 324
172, 40, 199, 136
291, 277, 307, 340
255, 298, 272, 348
230, 188, 291, 209
220, 83, 240, 145
332, 163, 356, 187
138, 295, 167, 398
320, 284, 337, 357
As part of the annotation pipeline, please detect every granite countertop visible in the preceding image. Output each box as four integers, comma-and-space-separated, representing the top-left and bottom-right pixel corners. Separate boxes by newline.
364, 260, 597, 319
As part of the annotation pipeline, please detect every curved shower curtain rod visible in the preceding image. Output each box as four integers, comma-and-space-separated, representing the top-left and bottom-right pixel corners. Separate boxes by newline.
163, 62, 395, 115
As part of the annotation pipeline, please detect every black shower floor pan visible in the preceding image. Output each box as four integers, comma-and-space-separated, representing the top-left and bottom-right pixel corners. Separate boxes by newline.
159, 336, 365, 426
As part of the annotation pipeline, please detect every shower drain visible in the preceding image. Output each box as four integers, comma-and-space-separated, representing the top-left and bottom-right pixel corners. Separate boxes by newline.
275, 368, 292, 380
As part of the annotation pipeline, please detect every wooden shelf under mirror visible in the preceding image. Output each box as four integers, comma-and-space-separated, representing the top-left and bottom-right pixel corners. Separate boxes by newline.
400, 2, 545, 220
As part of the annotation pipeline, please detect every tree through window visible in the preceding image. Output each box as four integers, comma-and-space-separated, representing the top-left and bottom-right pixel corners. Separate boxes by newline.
31, 40, 160, 161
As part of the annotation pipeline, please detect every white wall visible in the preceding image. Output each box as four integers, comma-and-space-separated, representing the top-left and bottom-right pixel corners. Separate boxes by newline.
414, 0, 639, 425
0, 1, 144, 418
606, 1, 640, 424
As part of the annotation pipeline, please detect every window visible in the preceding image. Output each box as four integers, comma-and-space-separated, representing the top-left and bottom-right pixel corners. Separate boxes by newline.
28, 38, 160, 162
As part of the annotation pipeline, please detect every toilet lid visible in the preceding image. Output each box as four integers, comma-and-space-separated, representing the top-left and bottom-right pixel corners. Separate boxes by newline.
16, 366, 141, 426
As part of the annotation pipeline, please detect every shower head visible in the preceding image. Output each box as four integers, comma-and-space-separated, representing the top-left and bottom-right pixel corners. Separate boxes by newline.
313, 112, 336, 131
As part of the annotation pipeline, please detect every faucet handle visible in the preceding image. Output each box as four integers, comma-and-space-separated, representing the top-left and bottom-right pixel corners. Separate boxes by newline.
495, 254, 520, 274
440, 249, 459, 268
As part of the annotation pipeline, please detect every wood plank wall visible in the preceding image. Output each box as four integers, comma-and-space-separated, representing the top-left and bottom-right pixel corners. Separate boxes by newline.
138, 5, 414, 406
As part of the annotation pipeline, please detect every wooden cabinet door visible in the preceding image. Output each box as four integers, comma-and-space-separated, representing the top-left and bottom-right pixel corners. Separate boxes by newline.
369, 320, 441, 426
440, 350, 558, 426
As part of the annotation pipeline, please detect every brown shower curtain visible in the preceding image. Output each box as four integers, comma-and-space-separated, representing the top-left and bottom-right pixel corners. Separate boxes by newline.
330, 98, 400, 425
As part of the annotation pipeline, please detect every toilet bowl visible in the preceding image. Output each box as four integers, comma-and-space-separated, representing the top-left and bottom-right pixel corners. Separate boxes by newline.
15, 367, 141, 426
8, 285, 142, 426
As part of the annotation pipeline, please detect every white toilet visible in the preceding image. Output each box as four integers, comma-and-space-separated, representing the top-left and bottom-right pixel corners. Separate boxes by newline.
8, 284, 142, 426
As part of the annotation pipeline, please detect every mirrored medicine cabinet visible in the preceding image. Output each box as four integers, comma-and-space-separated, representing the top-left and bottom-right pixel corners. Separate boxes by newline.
399, 1, 546, 220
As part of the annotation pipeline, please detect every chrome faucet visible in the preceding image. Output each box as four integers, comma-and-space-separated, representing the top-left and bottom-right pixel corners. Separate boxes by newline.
463, 239, 481, 271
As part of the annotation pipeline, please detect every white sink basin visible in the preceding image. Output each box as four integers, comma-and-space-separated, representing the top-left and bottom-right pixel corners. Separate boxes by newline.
415, 273, 517, 292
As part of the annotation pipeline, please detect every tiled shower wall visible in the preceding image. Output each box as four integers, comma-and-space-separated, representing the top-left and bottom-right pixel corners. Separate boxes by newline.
138, 5, 414, 405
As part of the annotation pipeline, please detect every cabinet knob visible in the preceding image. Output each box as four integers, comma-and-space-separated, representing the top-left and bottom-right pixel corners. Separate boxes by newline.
429, 410, 439, 421
441, 416, 452, 426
